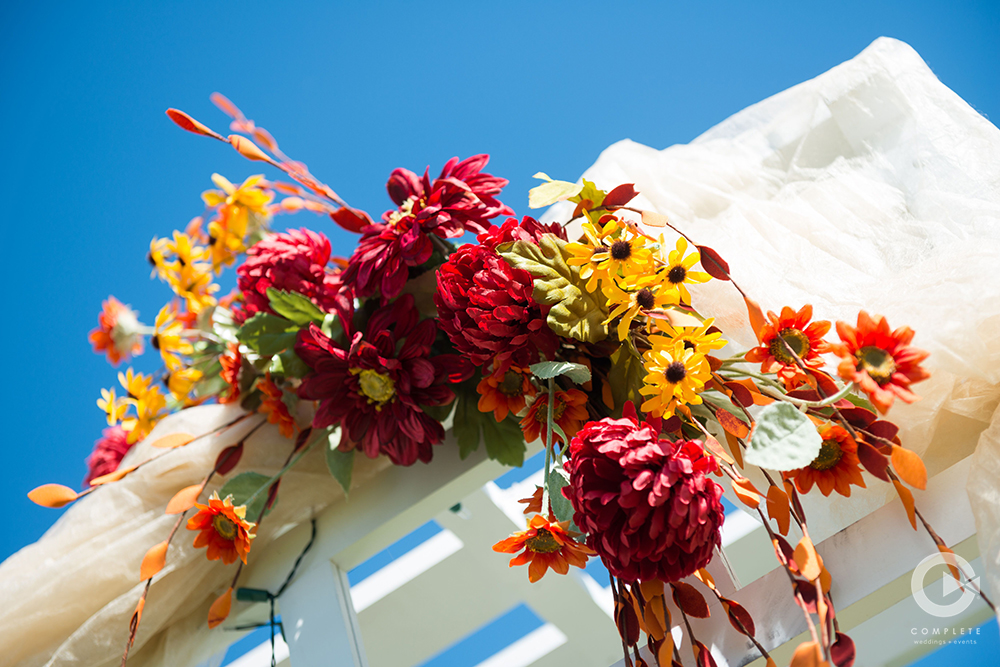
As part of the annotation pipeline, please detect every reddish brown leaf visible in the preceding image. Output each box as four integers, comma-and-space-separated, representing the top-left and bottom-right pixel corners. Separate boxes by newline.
692, 640, 718, 667
615, 595, 641, 645
641, 209, 670, 228
794, 535, 822, 581
214, 443, 244, 476
766, 484, 791, 536
89, 465, 137, 486
294, 427, 313, 452
229, 135, 270, 163
603, 183, 639, 208
809, 370, 843, 401
140, 541, 168, 580
891, 445, 927, 490
662, 415, 682, 433
165, 109, 221, 139
773, 535, 797, 572
697, 246, 731, 281
151, 432, 196, 449
670, 582, 710, 618
706, 355, 724, 372
838, 406, 876, 428
716, 408, 750, 439
166, 485, 203, 515
724, 381, 754, 408
867, 420, 899, 442
207, 587, 233, 629
265, 480, 281, 511
893, 479, 918, 529
744, 296, 767, 343
831, 632, 856, 667
732, 476, 761, 509
790, 641, 822, 667
721, 598, 756, 636
694, 568, 716, 590
331, 207, 374, 233
856, 441, 890, 481
794, 579, 818, 613
27, 484, 78, 508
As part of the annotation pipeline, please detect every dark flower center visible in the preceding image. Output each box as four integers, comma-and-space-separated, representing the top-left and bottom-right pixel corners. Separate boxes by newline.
667, 265, 686, 284
857, 346, 897, 385
498, 371, 524, 397
526, 528, 561, 554
635, 288, 655, 310
151, 335, 161, 351
610, 240, 632, 261
665, 361, 687, 384
353, 368, 396, 409
809, 439, 844, 471
683, 339, 696, 351
213, 514, 238, 541
534, 398, 566, 423
768, 328, 810, 364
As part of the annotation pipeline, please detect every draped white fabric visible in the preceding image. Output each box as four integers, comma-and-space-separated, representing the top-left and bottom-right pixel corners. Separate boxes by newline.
1, 36, 998, 667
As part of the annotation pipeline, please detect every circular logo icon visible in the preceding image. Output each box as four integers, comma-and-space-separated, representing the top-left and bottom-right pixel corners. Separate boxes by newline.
910, 552, 978, 618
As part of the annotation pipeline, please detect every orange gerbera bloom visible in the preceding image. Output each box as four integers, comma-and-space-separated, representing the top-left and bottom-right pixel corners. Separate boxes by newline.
187, 492, 256, 565
831, 311, 930, 414
89, 297, 144, 366
745, 305, 830, 389
493, 514, 595, 582
219, 343, 242, 405
520, 389, 589, 447
477, 367, 536, 422
258, 374, 297, 438
785, 424, 866, 497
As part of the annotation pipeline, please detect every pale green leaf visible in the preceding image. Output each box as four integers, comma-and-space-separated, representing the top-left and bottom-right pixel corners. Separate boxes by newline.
608, 342, 645, 416
266, 288, 325, 326
321, 427, 353, 495
528, 180, 584, 209
744, 402, 824, 471
529, 361, 591, 384
568, 178, 606, 208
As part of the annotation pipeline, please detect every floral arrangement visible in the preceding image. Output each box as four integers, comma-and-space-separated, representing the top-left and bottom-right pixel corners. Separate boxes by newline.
26, 95, 994, 667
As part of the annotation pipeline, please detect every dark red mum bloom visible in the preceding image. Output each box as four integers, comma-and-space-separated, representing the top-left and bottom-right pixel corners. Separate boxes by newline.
84, 425, 134, 487
563, 404, 725, 582
342, 156, 512, 301
238, 228, 347, 317
295, 294, 473, 466
434, 221, 559, 373
476, 215, 566, 251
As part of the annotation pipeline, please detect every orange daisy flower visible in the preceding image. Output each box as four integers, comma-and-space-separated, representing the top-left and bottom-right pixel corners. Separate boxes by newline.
745, 304, 830, 389
520, 389, 589, 447
785, 424, 866, 497
477, 367, 537, 422
518, 486, 544, 515
258, 374, 297, 438
831, 311, 930, 414
219, 343, 242, 405
493, 514, 595, 582
187, 492, 256, 565
89, 297, 144, 366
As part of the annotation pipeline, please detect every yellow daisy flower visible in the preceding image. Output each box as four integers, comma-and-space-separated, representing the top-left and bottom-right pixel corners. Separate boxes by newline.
118, 368, 153, 403
97, 388, 129, 426
203, 174, 273, 272
166, 367, 203, 401
639, 340, 711, 417
122, 385, 169, 444
566, 215, 629, 292
603, 279, 679, 341
152, 305, 194, 371
650, 318, 728, 355
641, 237, 712, 305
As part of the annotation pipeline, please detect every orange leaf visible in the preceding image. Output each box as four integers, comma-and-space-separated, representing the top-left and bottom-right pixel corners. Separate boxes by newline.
704, 435, 735, 465
151, 432, 196, 449
89, 465, 137, 486
891, 445, 927, 490
724, 430, 744, 468
133, 596, 145, 627
743, 295, 767, 343
210, 92, 245, 120
208, 587, 233, 629
766, 659, 777, 667
657, 636, 674, 666
938, 545, 961, 582
732, 477, 761, 509
166, 484, 203, 515
141, 541, 168, 580
671, 581, 710, 618
766, 484, 791, 536
716, 408, 750, 439
790, 641, 823, 667
793, 535, 822, 581
893, 479, 918, 530
229, 135, 271, 163
165, 109, 222, 139
28, 483, 78, 508
640, 210, 670, 228
695, 568, 716, 590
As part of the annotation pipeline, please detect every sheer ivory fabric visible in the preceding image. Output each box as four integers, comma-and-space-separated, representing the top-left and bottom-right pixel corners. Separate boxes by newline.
546, 36, 1000, 607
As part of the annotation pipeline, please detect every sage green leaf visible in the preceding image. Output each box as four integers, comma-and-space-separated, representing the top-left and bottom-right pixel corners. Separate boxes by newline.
266, 288, 325, 326
546, 465, 575, 525
569, 179, 606, 208
452, 392, 482, 460
320, 427, 353, 495
497, 234, 608, 343
608, 342, 644, 417
529, 361, 591, 384
528, 173, 584, 209
237, 313, 299, 357
481, 415, 527, 467
744, 402, 824, 471
219, 471, 275, 523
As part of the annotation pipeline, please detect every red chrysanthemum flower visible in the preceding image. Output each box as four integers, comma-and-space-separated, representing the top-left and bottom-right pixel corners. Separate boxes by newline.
186, 492, 256, 565
831, 311, 930, 414
519, 389, 589, 447
563, 404, 725, 582
257, 374, 297, 439
295, 294, 473, 466
784, 424, 866, 497
477, 215, 567, 252
745, 304, 830, 388
342, 156, 512, 301
237, 228, 347, 317
89, 296, 144, 366
83, 425, 134, 487
219, 342, 242, 405
434, 221, 560, 373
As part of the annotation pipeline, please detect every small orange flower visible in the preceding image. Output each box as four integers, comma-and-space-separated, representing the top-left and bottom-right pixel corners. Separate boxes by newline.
186, 492, 256, 565
89, 297, 144, 366
258, 374, 297, 438
477, 367, 536, 422
518, 486, 544, 515
785, 424, 866, 497
493, 514, 595, 582
745, 305, 830, 389
520, 389, 589, 446
831, 311, 930, 414
219, 343, 242, 405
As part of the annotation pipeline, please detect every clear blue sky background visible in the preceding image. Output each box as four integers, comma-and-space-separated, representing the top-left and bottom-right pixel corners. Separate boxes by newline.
1, 1, 997, 665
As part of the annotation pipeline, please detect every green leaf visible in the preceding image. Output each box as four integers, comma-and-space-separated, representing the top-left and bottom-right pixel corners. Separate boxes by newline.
608, 342, 645, 417
546, 466, 575, 523
318, 427, 353, 495
276, 349, 310, 379
219, 471, 275, 523
497, 234, 608, 343
453, 391, 482, 460
529, 361, 591, 384
744, 402, 824, 471
569, 178, 606, 209
452, 388, 526, 466
266, 288, 325, 326
528, 173, 584, 209
237, 312, 300, 357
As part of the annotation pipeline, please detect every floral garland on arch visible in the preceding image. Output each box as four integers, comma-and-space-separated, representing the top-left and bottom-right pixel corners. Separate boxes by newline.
26, 94, 994, 667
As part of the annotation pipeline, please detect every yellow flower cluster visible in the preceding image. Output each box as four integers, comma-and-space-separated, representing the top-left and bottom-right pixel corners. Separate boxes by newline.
150, 230, 219, 314
639, 319, 726, 418
97, 369, 169, 444
201, 174, 273, 271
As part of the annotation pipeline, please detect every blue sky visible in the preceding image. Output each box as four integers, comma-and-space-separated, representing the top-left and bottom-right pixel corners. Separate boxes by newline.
1, 0, 997, 664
